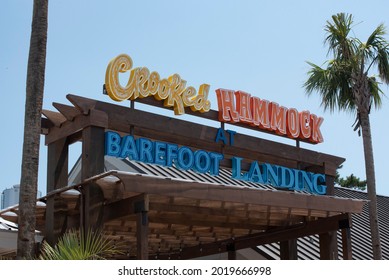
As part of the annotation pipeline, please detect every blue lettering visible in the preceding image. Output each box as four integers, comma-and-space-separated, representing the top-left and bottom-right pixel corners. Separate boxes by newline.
120, 135, 138, 160
166, 143, 178, 167
302, 171, 314, 193
226, 130, 236, 146
279, 166, 294, 189
105, 131, 121, 157
209, 152, 223, 175
313, 174, 327, 195
137, 138, 154, 163
215, 127, 227, 144
231, 157, 248, 180
194, 150, 211, 173
154, 141, 166, 166
248, 161, 264, 183
177, 147, 194, 170
263, 163, 279, 185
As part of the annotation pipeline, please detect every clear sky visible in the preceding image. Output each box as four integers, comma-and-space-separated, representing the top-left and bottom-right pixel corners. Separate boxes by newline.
1, 0, 389, 197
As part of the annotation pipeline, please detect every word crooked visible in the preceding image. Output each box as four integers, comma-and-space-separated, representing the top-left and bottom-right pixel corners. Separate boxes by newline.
105, 54, 211, 115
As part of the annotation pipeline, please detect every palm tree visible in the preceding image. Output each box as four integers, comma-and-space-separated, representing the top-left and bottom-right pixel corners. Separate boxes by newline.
17, 0, 48, 259
39, 229, 124, 260
304, 13, 389, 260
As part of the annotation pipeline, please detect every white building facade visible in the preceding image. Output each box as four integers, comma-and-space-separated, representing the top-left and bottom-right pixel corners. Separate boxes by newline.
1, 185, 42, 209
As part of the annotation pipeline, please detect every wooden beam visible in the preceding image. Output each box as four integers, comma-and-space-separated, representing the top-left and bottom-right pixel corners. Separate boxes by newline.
53, 102, 81, 121
67, 94, 97, 115
341, 227, 353, 260
280, 239, 298, 260
112, 172, 366, 214
45, 109, 108, 145
42, 109, 66, 127
102, 194, 148, 222
135, 195, 149, 260
45, 137, 69, 245
62, 95, 344, 174
319, 231, 338, 260
227, 243, 236, 260
81, 126, 105, 231
151, 213, 350, 259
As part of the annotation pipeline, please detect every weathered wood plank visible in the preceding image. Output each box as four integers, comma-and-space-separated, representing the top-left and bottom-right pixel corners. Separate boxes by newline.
110, 172, 366, 214
42, 109, 66, 127
53, 102, 81, 121
43, 95, 344, 175
45, 137, 69, 244
45, 109, 108, 145
81, 126, 105, 231
151, 213, 350, 259
67, 94, 97, 115
135, 195, 149, 260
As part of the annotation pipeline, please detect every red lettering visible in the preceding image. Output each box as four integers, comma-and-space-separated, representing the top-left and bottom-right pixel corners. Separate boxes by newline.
287, 108, 299, 138
216, 88, 239, 122
270, 102, 287, 135
251, 97, 270, 129
235, 90, 253, 123
310, 114, 324, 143
299, 111, 311, 140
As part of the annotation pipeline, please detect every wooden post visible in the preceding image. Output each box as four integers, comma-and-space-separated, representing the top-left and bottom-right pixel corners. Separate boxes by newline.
325, 174, 335, 196
341, 227, 353, 260
227, 243, 236, 260
81, 126, 105, 232
319, 232, 338, 260
45, 137, 68, 245
320, 171, 338, 260
280, 239, 298, 260
135, 195, 149, 260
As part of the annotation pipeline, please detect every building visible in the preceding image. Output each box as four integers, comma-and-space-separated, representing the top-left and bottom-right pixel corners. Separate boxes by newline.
69, 156, 389, 260
0, 54, 380, 259
1, 185, 20, 210
1, 185, 42, 210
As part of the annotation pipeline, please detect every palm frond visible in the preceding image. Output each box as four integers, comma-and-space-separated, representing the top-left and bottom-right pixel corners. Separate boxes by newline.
324, 13, 356, 60
304, 60, 355, 113
368, 76, 384, 111
39, 228, 124, 260
305, 13, 388, 117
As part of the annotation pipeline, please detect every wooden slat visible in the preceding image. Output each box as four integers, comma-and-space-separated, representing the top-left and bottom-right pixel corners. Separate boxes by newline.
110, 172, 367, 214
67, 94, 97, 115
152, 213, 350, 259
42, 109, 66, 127
44, 109, 108, 145
53, 102, 81, 121
46, 95, 344, 175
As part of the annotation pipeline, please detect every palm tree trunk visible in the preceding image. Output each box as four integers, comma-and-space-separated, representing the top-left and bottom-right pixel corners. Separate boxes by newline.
359, 110, 382, 259
17, 0, 48, 259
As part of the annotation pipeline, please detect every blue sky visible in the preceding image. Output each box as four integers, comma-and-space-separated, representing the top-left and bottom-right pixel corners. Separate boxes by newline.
1, 0, 389, 196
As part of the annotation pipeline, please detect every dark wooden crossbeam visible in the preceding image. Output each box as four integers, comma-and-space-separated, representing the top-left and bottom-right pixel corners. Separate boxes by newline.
41, 94, 344, 175
151, 213, 350, 259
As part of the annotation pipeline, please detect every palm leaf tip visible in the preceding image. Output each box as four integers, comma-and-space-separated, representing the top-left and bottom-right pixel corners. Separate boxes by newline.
38, 229, 125, 260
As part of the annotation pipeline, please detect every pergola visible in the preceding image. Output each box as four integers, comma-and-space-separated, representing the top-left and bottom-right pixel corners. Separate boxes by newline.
6, 94, 366, 259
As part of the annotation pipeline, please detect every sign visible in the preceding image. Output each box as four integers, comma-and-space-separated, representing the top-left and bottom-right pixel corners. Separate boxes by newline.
216, 88, 324, 144
105, 131, 327, 195
105, 131, 224, 175
105, 54, 211, 115
104, 54, 325, 144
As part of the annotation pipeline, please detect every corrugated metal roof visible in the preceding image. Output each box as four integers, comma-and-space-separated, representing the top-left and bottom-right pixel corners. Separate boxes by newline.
257, 187, 389, 260
106, 157, 296, 192
103, 157, 382, 259
0, 217, 17, 231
